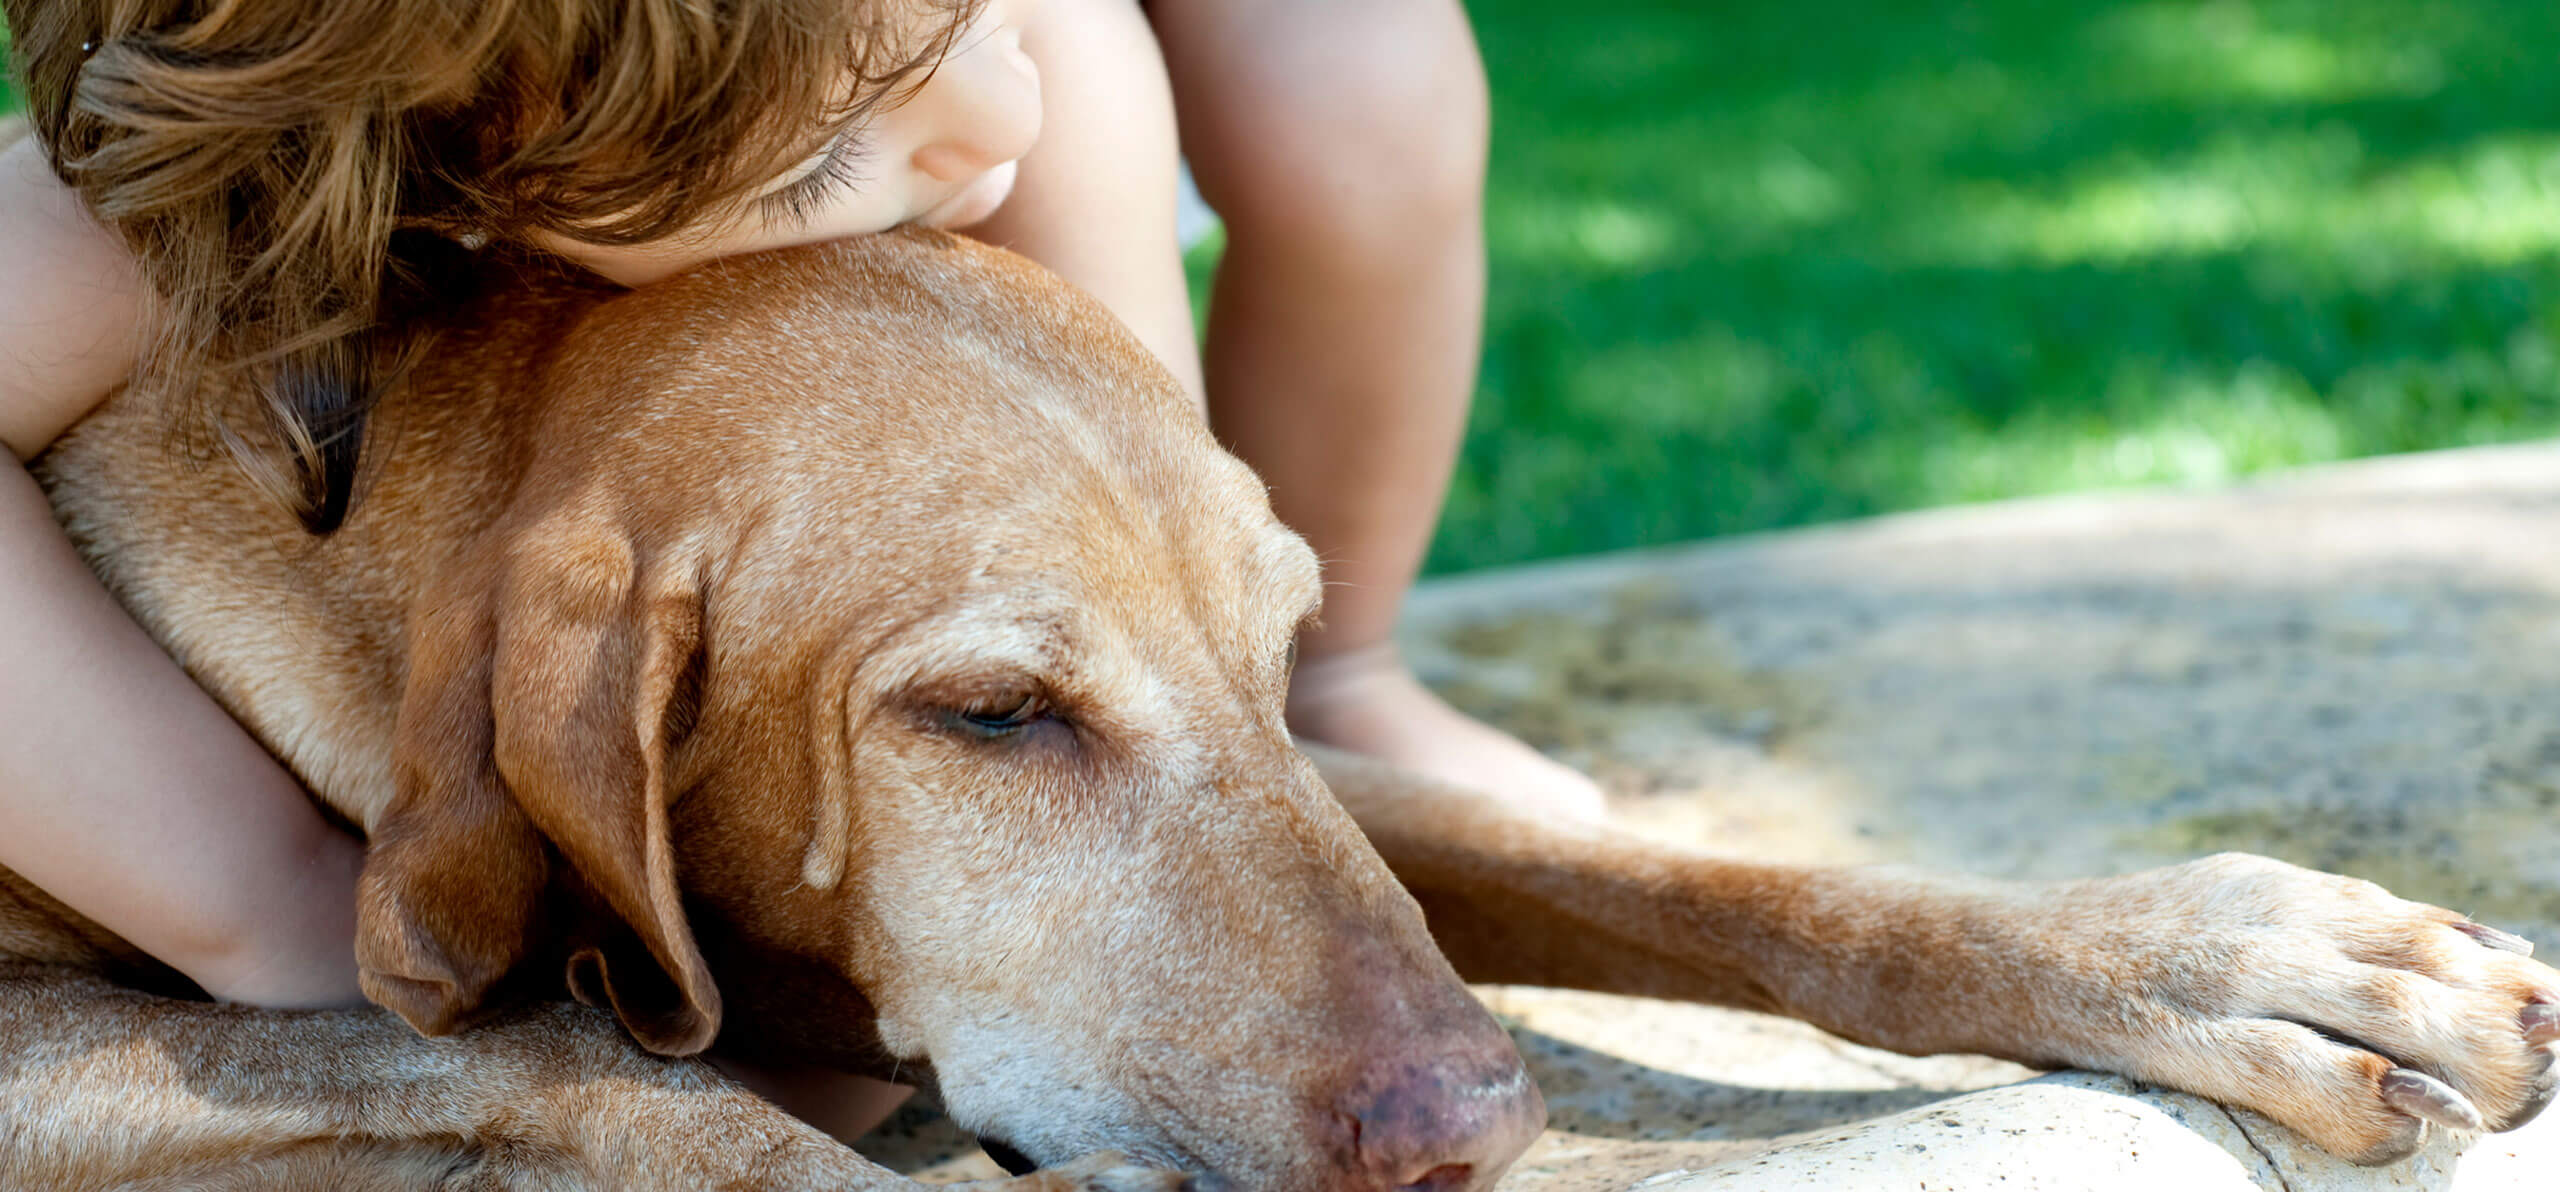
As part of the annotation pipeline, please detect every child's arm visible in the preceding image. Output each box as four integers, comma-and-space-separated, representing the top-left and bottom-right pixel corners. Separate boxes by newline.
0, 134, 366, 1008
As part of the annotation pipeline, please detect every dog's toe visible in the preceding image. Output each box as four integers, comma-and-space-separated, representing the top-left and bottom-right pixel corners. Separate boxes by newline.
2280, 914, 2560, 1147
2487, 1004, 2557, 1132
2064, 857, 2560, 1162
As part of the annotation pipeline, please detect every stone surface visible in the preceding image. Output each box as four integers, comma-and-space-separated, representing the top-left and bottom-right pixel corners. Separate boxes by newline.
868, 443, 2560, 1189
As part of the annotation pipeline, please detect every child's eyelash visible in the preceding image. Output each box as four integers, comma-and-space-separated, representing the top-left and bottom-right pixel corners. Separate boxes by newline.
757, 135, 870, 227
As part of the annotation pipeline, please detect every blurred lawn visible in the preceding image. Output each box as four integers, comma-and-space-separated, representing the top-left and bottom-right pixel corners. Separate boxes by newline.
1405, 0, 2560, 572
16, 5, 2560, 575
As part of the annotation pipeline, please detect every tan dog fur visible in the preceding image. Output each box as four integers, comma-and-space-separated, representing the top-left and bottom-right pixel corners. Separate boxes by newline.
4, 231, 2554, 1189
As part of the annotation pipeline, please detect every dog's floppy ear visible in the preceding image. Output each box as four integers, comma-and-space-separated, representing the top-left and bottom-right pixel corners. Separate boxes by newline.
357, 566, 546, 1039
358, 511, 721, 1056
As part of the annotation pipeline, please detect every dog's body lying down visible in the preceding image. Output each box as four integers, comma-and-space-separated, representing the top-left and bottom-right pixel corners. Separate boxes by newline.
3, 232, 2554, 1190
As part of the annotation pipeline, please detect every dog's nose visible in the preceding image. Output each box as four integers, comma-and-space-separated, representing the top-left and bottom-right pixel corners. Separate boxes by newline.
1342, 1056, 1546, 1191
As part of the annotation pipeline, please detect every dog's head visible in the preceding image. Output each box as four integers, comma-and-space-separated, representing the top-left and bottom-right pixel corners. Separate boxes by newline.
351, 232, 1541, 1189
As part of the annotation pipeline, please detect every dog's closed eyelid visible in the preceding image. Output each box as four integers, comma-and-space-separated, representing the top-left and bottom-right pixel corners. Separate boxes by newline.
948, 691, 1044, 735
893, 675, 1061, 736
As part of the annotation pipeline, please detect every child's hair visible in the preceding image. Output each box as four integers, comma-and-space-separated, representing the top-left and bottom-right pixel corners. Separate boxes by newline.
4, 0, 977, 530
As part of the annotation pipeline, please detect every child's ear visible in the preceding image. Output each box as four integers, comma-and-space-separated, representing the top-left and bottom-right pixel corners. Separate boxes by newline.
357, 510, 721, 1056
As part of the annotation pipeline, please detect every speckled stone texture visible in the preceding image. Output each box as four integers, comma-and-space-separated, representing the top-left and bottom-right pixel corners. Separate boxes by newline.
868, 443, 2560, 1189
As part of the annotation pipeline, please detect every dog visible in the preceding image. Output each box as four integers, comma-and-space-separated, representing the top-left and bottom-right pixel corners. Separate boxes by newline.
5, 230, 2555, 1190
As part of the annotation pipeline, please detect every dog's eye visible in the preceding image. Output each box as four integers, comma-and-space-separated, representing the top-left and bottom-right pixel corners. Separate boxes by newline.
949, 693, 1045, 739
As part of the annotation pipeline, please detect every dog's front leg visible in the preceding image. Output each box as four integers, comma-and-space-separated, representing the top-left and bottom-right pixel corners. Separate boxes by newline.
1316, 746, 2560, 1165
0, 968, 1184, 1191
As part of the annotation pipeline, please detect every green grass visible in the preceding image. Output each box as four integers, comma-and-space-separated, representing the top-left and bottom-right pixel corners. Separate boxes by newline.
1411, 0, 2560, 572
20, 6, 2560, 575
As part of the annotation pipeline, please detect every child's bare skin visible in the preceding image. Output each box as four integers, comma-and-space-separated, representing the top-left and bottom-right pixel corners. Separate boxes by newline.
0, 130, 370, 1011
1161, 0, 1607, 822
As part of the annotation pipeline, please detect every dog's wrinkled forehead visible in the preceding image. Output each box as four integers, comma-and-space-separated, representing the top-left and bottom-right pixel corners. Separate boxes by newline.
562, 231, 1323, 661
584, 235, 1253, 506
890, 513, 1320, 684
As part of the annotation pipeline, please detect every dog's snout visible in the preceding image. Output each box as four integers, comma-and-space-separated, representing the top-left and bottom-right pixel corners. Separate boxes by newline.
1343, 1059, 1546, 1192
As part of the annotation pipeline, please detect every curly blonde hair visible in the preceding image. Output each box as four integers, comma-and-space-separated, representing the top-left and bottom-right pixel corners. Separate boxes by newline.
5, 0, 976, 530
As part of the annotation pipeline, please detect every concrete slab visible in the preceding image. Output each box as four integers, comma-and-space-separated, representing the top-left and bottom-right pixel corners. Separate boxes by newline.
869, 443, 2560, 1189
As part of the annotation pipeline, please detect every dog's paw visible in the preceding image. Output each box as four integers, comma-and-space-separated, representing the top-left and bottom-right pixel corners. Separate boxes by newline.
953, 1151, 1201, 1192
2058, 853, 2559, 1164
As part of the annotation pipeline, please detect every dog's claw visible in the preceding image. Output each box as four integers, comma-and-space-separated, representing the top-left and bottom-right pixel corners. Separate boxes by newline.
2454, 921, 2537, 956
2382, 1068, 2486, 1132
2524, 1003, 2560, 1048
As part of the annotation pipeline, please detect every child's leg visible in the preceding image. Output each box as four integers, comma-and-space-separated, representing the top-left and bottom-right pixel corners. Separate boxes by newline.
1149, 0, 1605, 819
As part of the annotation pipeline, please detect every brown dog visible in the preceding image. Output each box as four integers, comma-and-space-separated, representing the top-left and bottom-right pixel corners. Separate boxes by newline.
5, 231, 2555, 1190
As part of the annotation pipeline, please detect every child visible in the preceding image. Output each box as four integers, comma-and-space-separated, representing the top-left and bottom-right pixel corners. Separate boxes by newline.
1, 0, 1597, 1140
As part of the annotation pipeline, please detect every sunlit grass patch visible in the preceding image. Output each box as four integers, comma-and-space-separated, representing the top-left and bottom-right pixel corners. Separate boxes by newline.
2087, 1, 2451, 104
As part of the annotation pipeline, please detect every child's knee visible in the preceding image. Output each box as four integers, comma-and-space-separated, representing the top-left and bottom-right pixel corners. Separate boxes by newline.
1179, 0, 1487, 239
1318, 3, 1490, 197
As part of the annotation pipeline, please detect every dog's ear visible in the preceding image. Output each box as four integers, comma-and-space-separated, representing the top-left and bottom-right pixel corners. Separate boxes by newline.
358, 514, 720, 1056
357, 569, 547, 1039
